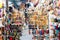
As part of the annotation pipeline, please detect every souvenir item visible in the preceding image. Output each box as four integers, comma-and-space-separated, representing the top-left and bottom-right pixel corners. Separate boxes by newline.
9, 36, 13, 40
41, 29, 44, 35
0, 30, 2, 35
58, 32, 60, 40
39, 29, 42, 35
30, 0, 39, 7
46, 29, 49, 34
36, 29, 39, 35
0, 9, 2, 18
0, 36, 3, 40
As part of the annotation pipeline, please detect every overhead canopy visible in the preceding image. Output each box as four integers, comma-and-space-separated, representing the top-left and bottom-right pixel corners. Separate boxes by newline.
9, 0, 39, 8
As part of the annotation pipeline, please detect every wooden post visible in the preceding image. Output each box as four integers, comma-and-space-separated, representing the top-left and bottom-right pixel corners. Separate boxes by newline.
6, 0, 8, 13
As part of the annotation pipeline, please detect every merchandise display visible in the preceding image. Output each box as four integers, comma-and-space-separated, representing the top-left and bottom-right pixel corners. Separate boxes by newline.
49, 0, 60, 40
0, 0, 60, 40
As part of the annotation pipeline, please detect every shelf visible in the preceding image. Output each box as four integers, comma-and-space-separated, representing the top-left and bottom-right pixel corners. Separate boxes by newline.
11, 23, 22, 25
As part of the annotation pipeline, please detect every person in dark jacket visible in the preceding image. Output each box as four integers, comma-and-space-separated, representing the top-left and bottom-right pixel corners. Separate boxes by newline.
9, 7, 13, 12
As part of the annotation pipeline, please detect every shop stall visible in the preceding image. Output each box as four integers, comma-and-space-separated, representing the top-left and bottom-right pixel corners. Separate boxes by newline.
49, 0, 60, 40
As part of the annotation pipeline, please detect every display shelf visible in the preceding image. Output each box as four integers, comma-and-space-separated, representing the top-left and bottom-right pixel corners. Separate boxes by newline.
11, 23, 22, 25
49, 3, 60, 39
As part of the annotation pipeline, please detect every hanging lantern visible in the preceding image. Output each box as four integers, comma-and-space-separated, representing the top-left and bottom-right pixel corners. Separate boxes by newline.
30, 0, 39, 7
0, 3, 3, 8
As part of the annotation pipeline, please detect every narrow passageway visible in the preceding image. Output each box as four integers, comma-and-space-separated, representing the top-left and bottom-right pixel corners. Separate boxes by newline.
20, 24, 33, 40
